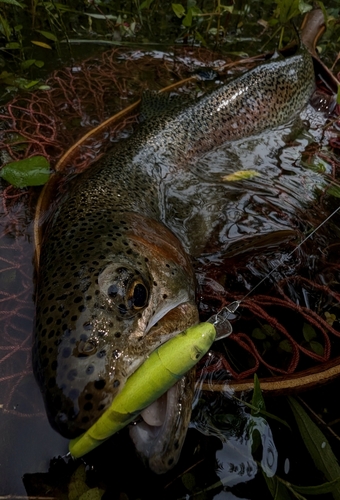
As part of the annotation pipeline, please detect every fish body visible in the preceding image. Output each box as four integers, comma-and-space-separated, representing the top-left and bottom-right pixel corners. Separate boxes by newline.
33, 46, 314, 472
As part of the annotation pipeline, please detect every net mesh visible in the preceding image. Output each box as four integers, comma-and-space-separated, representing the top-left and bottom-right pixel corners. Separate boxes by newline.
0, 46, 340, 418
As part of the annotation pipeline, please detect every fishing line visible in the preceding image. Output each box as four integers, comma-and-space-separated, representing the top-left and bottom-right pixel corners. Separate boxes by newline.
209, 204, 340, 340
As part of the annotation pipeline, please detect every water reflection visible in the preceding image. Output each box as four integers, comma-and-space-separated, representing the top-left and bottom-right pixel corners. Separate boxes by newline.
0, 188, 69, 495
192, 356, 278, 494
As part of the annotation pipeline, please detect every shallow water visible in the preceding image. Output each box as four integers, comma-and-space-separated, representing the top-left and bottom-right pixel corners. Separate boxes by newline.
1, 45, 340, 498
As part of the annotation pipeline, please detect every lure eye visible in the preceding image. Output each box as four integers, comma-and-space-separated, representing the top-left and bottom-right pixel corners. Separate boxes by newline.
130, 282, 148, 309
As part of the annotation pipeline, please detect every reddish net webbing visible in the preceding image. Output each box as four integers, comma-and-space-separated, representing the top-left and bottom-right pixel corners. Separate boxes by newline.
0, 46, 227, 170
0, 194, 41, 416
0, 47, 340, 417
197, 253, 340, 382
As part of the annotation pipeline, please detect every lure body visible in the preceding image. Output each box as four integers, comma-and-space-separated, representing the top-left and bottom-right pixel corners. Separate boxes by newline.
69, 322, 216, 458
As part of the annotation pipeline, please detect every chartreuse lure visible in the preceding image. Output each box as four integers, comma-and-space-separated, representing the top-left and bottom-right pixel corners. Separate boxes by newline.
69, 322, 216, 458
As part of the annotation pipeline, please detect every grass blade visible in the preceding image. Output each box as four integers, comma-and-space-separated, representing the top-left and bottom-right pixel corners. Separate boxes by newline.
288, 397, 340, 500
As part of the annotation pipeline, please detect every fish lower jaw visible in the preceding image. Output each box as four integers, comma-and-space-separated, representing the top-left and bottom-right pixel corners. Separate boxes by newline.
129, 381, 190, 474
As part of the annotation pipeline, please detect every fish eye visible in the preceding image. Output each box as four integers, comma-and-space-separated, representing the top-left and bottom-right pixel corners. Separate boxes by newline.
98, 264, 150, 314
129, 282, 148, 309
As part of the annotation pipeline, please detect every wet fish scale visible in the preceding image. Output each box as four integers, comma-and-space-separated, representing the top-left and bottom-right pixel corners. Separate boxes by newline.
34, 46, 315, 468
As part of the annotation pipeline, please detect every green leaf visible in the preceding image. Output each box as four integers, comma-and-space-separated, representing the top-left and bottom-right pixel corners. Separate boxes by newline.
276, 0, 300, 24
79, 488, 105, 500
279, 340, 293, 353
0, 72, 40, 89
262, 473, 293, 500
298, 0, 313, 15
21, 59, 36, 69
327, 184, 340, 198
34, 60, 44, 68
53, 3, 80, 13
182, 7, 193, 26
25, 79, 40, 88
31, 40, 52, 49
302, 322, 316, 342
325, 311, 336, 327
309, 340, 324, 356
0, 14, 11, 40
263, 324, 280, 340
68, 464, 89, 500
140, 0, 154, 8
0, 71, 10, 79
190, 5, 202, 16
5, 42, 21, 49
35, 29, 58, 42
0, 156, 50, 188
251, 374, 266, 415
288, 397, 340, 500
172, 3, 185, 18
222, 169, 259, 182
182, 472, 196, 490
194, 29, 207, 47
233, 395, 291, 431
263, 340, 271, 350
264, 474, 340, 498
252, 327, 267, 340
3, 133, 27, 145
0, 0, 23, 7
220, 4, 234, 13
293, 476, 340, 495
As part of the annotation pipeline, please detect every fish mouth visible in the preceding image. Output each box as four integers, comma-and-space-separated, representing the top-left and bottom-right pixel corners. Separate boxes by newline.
129, 369, 195, 474
129, 301, 198, 474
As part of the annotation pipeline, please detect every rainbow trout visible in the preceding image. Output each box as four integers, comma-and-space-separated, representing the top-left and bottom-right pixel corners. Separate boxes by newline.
33, 46, 314, 473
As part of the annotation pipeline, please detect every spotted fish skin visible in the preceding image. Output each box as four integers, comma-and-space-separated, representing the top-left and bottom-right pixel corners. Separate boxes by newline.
33, 47, 314, 471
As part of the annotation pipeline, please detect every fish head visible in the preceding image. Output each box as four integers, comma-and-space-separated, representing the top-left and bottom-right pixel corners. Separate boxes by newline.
34, 211, 198, 468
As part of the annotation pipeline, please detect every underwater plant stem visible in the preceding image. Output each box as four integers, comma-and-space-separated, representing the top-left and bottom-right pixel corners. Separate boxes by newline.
298, 396, 340, 443
262, 468, 308, 500
31, 0, 38, 29
163, 458, 205, 490
216, 0, 221, 42
279, 26, 284, 50
260, 25, 282, 51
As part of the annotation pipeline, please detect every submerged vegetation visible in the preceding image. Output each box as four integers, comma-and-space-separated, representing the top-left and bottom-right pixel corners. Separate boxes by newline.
0, 0, 339, 95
